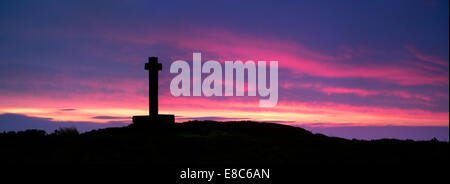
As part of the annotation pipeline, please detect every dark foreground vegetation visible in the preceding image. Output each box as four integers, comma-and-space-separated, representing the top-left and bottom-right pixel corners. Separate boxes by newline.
0, 120, 447, 166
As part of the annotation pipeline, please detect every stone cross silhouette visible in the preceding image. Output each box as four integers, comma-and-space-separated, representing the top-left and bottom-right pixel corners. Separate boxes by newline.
132, 57, 174, 128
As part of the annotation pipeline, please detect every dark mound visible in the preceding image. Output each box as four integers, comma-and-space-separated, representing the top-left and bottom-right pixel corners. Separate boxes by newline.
0, 120, 447, 166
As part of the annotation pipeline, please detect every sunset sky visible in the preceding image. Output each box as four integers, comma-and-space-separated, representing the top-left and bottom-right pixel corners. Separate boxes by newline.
0, 0, 448, 140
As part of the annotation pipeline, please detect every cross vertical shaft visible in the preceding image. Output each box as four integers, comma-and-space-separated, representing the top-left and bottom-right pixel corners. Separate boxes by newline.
145, 57, 162, 116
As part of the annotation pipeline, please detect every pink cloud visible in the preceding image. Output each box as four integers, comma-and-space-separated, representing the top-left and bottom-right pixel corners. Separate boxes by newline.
321, 87, 380, 97
282, 81, 434, 101
407, 45, 449, 66
108, 27, 448, 86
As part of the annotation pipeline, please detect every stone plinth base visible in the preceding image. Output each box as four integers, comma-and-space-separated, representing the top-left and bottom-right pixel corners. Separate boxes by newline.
132, 114, 175, 128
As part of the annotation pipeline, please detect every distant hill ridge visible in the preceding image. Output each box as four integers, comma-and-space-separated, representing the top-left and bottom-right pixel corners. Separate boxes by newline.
0, 120, 448, 165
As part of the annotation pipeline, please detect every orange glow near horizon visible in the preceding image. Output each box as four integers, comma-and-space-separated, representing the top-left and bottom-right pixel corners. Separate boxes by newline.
1, 94, 448, 127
